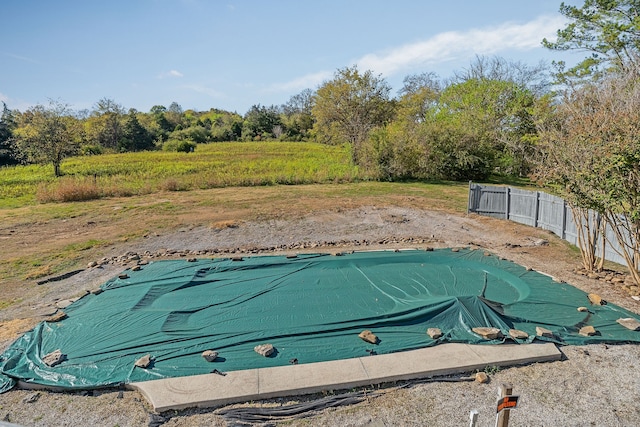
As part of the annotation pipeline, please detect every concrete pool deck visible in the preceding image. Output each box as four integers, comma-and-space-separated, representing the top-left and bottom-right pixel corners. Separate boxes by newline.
128, 342, 561, 412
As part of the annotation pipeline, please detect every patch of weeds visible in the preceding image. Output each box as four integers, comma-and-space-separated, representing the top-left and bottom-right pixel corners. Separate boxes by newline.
117, 231, 148, 242
62, 239, 107, 252
483, 365, 502, 375
0, 299, 20, 310
135, 201, 178, 213
7, 240, 104, 282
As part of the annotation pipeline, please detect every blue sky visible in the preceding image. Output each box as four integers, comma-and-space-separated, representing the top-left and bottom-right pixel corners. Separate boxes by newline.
1, 0, 582, 115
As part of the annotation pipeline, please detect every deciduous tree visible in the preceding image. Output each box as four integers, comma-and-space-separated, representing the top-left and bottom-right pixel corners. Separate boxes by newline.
454, 56, 549, 93
13, 100, 80, 176
88, 98, 125, 150
281, 89, 315, 140
397, 72, 441, 124
166, 102, 184, 130
536, 67, 640, 282
242, 104, 282, 140
312, 66, 395, 163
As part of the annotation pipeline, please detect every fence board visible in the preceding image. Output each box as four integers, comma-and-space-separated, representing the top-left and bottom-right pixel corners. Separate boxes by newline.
507, 188, 538, 227
467, 183, 507, 218
537, 192, 566, 238
563, 207, 579, 247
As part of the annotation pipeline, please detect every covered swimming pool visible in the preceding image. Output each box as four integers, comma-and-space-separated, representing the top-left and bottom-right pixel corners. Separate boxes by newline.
2, 248, 640, 393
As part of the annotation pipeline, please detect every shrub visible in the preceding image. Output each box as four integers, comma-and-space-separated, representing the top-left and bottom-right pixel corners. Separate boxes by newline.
162, 139, 196, 153
80, 144, 104, 156
169, 126, 209, 144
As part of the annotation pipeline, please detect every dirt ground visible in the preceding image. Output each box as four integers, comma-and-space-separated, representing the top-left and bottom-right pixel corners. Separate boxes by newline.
1, 198, 640, 426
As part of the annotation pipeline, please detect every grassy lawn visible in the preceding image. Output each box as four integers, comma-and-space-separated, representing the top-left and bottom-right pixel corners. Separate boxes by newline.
0, 142, 366, 207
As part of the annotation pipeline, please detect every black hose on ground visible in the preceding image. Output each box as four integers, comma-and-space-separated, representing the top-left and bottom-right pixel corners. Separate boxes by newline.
216, 374, 478, 424
216, 391, 367, 424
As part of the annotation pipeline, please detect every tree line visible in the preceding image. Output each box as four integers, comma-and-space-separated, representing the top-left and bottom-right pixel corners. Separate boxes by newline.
0, 56, 547, 182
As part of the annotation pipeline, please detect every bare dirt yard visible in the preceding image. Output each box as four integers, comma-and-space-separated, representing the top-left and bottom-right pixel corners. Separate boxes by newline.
1, 186, 640, 426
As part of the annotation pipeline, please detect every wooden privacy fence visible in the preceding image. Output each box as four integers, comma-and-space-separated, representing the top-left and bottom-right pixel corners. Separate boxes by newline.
467, 182, 632, 267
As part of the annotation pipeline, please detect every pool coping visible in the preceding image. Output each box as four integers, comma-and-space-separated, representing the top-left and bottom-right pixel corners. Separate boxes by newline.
127, 342, 561, 412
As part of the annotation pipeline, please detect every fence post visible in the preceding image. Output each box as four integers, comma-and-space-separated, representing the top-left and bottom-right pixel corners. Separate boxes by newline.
534, 191, 540, 228
504, 187, 510, 220
467, 181, 473, 214
561, 200, 567, 240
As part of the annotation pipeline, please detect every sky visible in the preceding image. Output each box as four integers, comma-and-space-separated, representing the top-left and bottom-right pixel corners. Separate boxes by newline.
0, 0, 583, 115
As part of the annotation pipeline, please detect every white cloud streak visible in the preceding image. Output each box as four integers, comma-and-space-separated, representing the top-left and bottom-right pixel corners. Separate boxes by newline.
268, 70, 333, 93
357, 15, 566, 76
265, 15, 565, 95
158, 69, 184, 79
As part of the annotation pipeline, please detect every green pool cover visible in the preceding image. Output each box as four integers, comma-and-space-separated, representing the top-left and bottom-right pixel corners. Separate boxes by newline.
2, 249, 640, 393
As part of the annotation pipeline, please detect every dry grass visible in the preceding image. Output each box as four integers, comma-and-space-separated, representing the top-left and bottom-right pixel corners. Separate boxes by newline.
209, 219, 241, 230
23, 265, 53, 280
0, 318, 38, 340
159, 178, 187, 192
36, 177, 101, 203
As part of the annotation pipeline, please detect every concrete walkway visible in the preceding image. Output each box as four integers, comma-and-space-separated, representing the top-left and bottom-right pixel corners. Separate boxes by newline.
129, 342, 561, 412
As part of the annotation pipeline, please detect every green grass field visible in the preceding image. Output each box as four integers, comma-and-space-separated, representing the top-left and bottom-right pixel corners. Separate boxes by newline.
0, 141, 368, 208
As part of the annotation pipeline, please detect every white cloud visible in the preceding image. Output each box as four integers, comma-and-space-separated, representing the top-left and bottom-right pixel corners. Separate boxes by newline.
267, 70, 333, 93
158, 69, 184, 79
357, 15, 566, 76
266, 15, 565, 95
